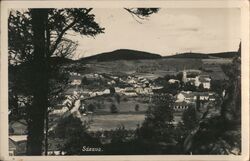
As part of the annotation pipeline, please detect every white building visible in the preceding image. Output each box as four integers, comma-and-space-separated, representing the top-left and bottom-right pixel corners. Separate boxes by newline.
103, 89, 111, 94
168, 79, 180, 84
176, 91, 216, 103
176, 91, 196, 103
51, 106, 68, 114
9, 135, 27, 156
182, 70, 211, 89
123, 92, 138, 96
71, 79, 82, 86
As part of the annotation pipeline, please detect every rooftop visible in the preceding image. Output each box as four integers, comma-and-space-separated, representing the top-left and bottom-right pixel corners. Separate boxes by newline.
9, 135, 27, 142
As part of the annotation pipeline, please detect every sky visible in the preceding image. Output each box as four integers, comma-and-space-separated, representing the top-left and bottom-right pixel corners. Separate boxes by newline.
67, 8, 241, 59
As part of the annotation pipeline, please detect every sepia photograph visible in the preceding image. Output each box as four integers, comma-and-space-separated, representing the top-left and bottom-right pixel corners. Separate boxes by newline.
0, 0, 249, 161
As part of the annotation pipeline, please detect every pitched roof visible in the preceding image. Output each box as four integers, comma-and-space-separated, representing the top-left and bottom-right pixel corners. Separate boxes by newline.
10, 119, 27, 126
178, 91, 196, 98
199, 75, 211, 82
177, 91, 214, 98
9, 135, 27, 142
9, 138, 17, 150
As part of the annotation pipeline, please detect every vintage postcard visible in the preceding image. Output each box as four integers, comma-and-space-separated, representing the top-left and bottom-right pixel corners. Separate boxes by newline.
0, 0, 249, 161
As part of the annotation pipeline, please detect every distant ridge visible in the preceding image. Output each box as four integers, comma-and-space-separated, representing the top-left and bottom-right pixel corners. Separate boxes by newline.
78, 49, 162, 62
166, 51, 238, 59
208, 51, 238, 58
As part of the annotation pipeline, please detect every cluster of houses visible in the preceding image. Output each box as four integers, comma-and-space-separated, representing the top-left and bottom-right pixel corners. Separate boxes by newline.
69, 73, 82, 86
70, 72, 162, 97
112, 75, 163, 96
69, 72, 105, 86
182, 69, 211, 89
87, 89, 111, 97
9, 68, 220, 155
173, 90, 216, 112
171, 90, 217, 125
49, 91, 80, 115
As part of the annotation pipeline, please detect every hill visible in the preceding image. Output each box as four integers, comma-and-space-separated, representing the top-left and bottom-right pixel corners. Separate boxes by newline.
78, 49, 162, 62
166, 52, 210, 59
166, 51, 238, 59
208, 51, 238, 58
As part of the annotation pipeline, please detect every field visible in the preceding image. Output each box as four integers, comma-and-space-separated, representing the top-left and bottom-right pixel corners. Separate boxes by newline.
87, 114, 146, 131
82, 95, 149, 131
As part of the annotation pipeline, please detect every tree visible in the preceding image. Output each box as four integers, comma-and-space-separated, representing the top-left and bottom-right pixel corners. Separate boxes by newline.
182, 107, 199, 130
110, 125, 128, 144
109, 87, 115, 95
183, 43, 242, 154
198, 84, 205, 91
55, 115, 101, 155
26, 9, 48, 155
138, 94, 175, 144
9, 8, 159, 155
9, 8, 104, 155
211, 80, 228, 97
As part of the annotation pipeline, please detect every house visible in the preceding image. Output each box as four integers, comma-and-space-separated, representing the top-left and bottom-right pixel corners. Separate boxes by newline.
124, 87, 134, 92
135, 87, 144, 94
114, 87, 122, 93
151, 86, 163, 90
175, 91, 197, 103
175, 91, 216, 103
51, 105, 68, 115
9, 119, 27, 135
9, 135, 27, 156
168, 79, 180, 84
89, 92, 97, 97
199, 93, 210, 101
182, 70, 198, 83
103, 89, 111, 94
70, 79, 82, 86
182, 70, 211, 89
128, 79, 137, 84
9, 138, 16, 156
123, 92, 138, 96
199, 75, 211, 89
143, 87, 153, 94
63, 98, 73, 108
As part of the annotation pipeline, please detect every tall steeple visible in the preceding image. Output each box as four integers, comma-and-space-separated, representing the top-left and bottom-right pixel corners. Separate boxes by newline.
182, 66, 187, 83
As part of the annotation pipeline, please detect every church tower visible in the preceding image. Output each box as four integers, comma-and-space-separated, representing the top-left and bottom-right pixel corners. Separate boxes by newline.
182, 67, 187, 83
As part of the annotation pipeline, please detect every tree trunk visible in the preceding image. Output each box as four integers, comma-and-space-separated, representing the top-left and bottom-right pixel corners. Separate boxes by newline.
27, 9, 48, 155
44, 14, 51, 156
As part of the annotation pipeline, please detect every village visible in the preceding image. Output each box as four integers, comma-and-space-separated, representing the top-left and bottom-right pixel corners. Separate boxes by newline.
8, 65, 224, 155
